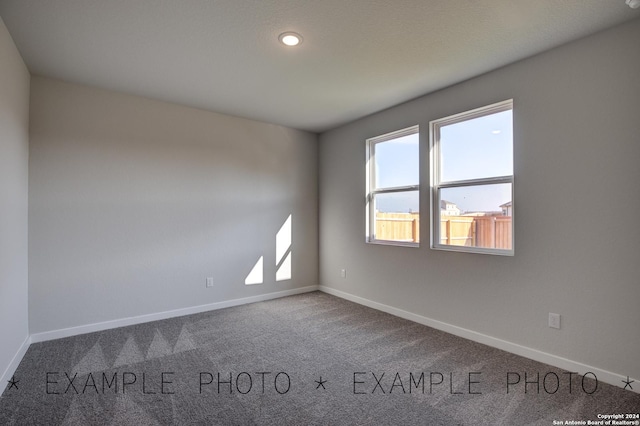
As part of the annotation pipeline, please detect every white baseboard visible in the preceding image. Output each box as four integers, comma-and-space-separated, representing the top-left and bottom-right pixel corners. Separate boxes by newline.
30, 285, 319, 343
0, 335, 31, 396
318, 285, 638, 394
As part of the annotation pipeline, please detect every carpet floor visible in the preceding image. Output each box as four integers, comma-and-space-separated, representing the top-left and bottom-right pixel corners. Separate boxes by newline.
1, 291, 639, 425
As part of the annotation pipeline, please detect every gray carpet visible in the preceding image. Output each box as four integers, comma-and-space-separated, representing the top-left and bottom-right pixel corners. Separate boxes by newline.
1, 291, 639, 425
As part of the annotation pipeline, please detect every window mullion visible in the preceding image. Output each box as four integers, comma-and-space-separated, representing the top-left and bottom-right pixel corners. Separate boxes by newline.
437, 175, 512, 189
372, 185, 419, 195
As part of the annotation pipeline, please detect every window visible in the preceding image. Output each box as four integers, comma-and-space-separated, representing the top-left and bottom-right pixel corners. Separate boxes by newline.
430, 100, 514, 255
366, 126, 419, 246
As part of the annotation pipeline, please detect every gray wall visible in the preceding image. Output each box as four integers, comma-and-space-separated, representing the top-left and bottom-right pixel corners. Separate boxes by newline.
319, 19, 640, 380
29, 77, 318, 333
0, 17, 30, 381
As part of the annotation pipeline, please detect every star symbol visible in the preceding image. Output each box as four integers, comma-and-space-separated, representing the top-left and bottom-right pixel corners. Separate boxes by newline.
622, 376, 634, 391
315, 376, 327, 390
7, 375, 19, 391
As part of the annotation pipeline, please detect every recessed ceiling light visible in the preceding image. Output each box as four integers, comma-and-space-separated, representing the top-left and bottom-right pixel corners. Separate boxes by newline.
278, 32, 303, 47
492, 130, 502, 134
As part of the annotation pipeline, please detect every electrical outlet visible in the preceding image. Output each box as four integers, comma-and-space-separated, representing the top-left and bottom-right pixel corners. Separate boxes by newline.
548, 313, 561, 329
340, 269, 347, 278
206, 277, 214, 288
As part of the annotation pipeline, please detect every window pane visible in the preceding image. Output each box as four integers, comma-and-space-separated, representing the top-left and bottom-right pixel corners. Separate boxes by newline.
440, 110, 512, 182
374, 191, 419, 243
439, 184, 512, 250
375, 132, 419, 188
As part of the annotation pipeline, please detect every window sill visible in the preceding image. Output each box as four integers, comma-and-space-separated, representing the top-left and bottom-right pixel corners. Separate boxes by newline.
431, 244, 513, 256
366, 239, 419, 248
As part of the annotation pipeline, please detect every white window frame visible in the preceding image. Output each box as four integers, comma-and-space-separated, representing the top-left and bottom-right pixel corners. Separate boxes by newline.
366, 125, 420, 247
429, 100, 514, 256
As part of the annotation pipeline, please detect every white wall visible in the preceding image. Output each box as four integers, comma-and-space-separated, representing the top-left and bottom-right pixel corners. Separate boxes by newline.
29, 77, 318, 333
0, 17, 30, 385
319, 19, 640, 381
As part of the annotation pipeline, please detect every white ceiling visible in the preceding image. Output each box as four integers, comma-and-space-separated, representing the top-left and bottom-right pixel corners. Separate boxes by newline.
0, 1, 638, 133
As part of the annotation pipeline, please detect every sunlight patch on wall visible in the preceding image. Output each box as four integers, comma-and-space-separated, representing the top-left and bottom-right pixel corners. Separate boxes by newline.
276, 215, 292, 281
244, 215, 292, 285
244, 256, 263, 285
276, 215, 292, 264
276, 251, 292, 281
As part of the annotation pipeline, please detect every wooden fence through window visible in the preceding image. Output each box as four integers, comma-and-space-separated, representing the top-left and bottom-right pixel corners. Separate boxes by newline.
375, 213, 512, 250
